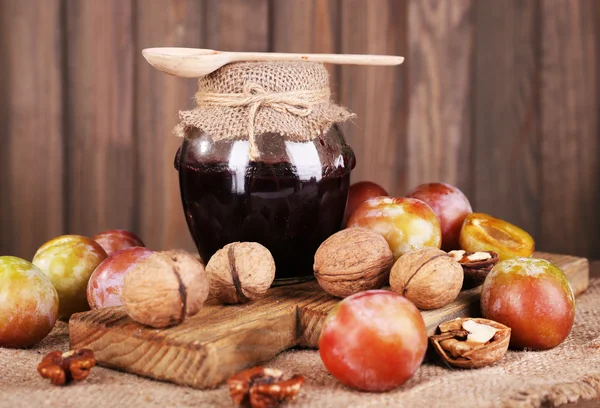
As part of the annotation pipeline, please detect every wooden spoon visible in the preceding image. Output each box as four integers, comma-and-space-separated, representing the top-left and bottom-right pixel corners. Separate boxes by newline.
142, 47, 404, 78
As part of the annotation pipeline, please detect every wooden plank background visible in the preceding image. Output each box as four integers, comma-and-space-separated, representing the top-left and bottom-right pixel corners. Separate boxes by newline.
1, 0, 599, 260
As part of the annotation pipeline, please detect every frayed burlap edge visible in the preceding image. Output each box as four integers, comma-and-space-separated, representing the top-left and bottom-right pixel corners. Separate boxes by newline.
175, 102, 354, 141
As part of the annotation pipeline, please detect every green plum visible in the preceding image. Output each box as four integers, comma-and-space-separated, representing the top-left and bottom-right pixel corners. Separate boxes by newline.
33, 235, 107, 318
0, 256, 59, 347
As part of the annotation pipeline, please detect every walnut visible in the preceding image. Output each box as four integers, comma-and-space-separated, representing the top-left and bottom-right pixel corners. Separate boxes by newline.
37, 349, 96, 385
122, 250, 209, 328
227, 366, 304, 408
448, 250, 499, 288
429, 318, 511, 368
313, 228, 393, 298
206, 242, 276, 304
389, 247, 463, 309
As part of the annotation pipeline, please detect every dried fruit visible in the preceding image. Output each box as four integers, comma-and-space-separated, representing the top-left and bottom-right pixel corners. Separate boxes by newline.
122, 250, 209, 328
430, 318, 511, 368
389, 247, 463, 309
459, 213, 534, 261
206, 242, 276, 304
227, 366, 304, 408
449, 250, 499, 288
313, 228, 393, 298
37, 349, 96, 385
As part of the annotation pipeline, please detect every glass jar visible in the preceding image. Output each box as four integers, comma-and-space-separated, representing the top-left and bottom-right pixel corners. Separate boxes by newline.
175, 125, 355, 283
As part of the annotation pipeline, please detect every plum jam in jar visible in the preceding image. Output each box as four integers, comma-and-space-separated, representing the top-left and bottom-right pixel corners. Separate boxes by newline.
175, 126, 355, 283
172, 60, 355, 283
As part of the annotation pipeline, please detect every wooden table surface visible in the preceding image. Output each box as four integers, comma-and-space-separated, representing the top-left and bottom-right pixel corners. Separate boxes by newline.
69, 252, 589, 391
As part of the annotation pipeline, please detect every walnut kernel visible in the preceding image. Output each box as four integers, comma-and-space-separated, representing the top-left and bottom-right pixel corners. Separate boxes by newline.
37, 349, 96, 385
227, 366, 304, 408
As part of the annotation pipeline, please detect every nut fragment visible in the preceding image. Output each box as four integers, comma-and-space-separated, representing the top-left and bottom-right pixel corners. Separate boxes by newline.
389, 247, 463, 309
227, 366, 304, 408
430, 318, 510, 368
122, 250, 209, 328
313, 228, 394, 298
37, 349, 96, 385
449, 250, 499, 288
462, 319, 498, 343
206, 242, 276, 304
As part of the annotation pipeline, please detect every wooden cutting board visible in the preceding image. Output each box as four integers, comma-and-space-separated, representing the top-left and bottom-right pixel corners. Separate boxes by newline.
69, 252, 589, 389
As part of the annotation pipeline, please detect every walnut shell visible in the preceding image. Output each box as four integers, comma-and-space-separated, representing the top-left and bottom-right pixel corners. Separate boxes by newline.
430, 318, 511, 368
206, 242, 276, 304
313, 228, 394, 298
389, 247, 463, 309
449, 250, 500, 289
122, 250, 209, 328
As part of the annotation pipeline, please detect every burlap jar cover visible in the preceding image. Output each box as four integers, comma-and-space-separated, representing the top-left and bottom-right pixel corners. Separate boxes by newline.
174, 61, 355, 159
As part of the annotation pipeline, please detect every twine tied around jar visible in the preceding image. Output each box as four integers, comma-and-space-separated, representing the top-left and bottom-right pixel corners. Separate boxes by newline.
175, 61, 355, 160
195, 83, 330, 159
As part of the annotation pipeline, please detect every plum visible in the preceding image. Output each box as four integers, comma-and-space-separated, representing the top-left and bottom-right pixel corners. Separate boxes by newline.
481, 257, 575, 350
407, 182, 472, 251
343, 181, 388, 225
460, 213, 534, 261
91, 229, 145, 257
87, 247, 154, 309
319, 290, 427, 391
347, 196, 441, 260
0, 256, 59, 347
33, 235, 107, 318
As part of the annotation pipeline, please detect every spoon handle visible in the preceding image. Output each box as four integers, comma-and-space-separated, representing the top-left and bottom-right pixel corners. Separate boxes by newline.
142, 48, 404, 78
229, 52, 404, 66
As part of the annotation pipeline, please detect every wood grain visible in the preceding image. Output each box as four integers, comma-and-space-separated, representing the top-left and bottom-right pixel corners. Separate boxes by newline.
70, 252, 589, 389
406, 0, 475, 196
338, 0, 408, 195
473, 0, 540, 239
539, 0, 600, 258
0, 0, 64, 258
2, 0, 600, 270
270, 0, 341, 98
65, 0, 135, 237
134, 0, 201, 252
204, 0, 269, 52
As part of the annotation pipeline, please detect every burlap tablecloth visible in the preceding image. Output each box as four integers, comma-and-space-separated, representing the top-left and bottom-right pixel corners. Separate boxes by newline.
2, 278, 600, 408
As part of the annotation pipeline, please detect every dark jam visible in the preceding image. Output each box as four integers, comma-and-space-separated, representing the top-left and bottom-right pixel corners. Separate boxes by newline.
179, 161, 350, 281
